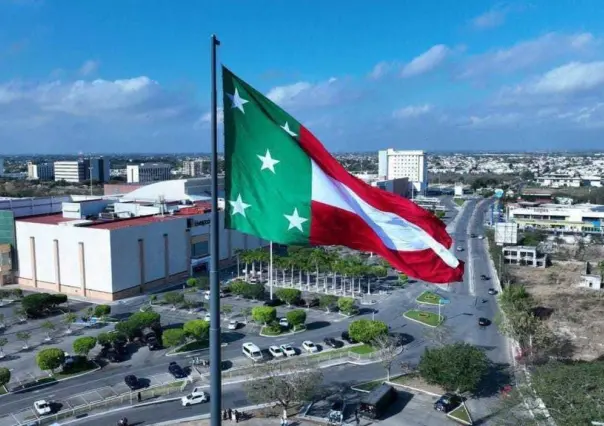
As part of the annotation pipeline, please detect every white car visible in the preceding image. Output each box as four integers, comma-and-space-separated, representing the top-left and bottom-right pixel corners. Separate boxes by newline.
181, 392, 208, 406
456, 246, 464, 252
478, 235, 484, 239
227, 320, 238, 330
269, 345, 284, 358
279, 318, 289, 328
280, 344, 296, 357
34, 400, 52, 415
302, 340, 318, 353
204, 313, 211, 322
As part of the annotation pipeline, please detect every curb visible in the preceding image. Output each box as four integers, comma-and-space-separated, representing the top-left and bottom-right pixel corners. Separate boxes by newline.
4, 361, 101, 396
402, 311, 443, 328
258, 326, 307, 338
386, 379, 441, 397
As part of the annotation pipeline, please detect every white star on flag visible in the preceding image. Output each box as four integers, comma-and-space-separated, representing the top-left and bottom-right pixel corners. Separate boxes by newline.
257, 149, 280, 173
284, 208, 308, 232
227, 88, 249, 114
281, 122, 297, 137
229, 194, 251, 217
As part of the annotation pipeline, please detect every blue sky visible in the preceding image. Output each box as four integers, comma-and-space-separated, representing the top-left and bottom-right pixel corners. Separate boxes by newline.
1, 0, 604, 154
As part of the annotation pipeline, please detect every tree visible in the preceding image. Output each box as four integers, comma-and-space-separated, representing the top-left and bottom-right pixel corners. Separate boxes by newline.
164, 292, 185, 307
196, 276, 210, 291
11, 288, 23, 299
183, 319, 210, 341
337, 297, 357, 315
0, 367, 10, 388
398, 273, 408, 284
228, 279, 248, 296
97, 332, 112, 347
372, 334, 400, 381
348, 319, 388, 344
243, 361, 323, 413
63, 312, 77, 333
252, 306, 277, 325
275, 288, 301, 307
162, 328, 186, 347
115, 321, 140, 340
302, 296, 319, 309
286, 310, 307, 331
418, 342, 489, 395
221, 304, 233, 319
128, 311, 161, 330
41, 320, 55, 340
73, 336, 97, 357
319, 295, 338, 312
36, 347, 65, 374
186, 277, 198, 288
21, 293, 67, 318
0, 337, 7, 358
16, 331, 31, 349
0, 313, 4, 328
94, 305, 111, 318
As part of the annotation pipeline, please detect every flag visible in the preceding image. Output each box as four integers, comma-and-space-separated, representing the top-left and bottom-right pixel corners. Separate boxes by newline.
222, 66, 464, 284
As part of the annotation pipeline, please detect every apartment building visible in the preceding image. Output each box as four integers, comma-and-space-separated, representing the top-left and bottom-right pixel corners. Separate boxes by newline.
378, 149, 427, 194
182, 160, 209, 177
502, 246, 548, 268
126, 163, 172, 184
508, 203, 604, 233
54, 160, 88, 183
27, 162, 54, 180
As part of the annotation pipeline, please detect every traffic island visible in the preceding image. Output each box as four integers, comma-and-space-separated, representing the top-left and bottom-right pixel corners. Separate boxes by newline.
447, 402, 473, 425
259, 325, 306, 337
403, 310, 444, 327
416, 291, 447, 306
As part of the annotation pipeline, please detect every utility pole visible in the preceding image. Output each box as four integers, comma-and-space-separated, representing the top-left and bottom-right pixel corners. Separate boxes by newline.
88, 165, 93, 196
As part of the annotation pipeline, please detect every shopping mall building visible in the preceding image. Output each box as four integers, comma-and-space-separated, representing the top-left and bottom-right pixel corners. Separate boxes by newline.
0, 178, 265, 300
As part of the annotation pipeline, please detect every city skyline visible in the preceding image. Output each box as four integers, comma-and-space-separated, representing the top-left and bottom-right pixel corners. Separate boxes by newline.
1, 0, 604, 153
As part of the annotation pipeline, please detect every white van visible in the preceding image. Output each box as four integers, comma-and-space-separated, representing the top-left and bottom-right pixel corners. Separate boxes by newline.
242, 342, 263, 361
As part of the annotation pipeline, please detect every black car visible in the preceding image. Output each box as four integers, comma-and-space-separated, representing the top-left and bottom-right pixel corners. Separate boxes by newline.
434, 393, 462, 412
124, 374, 139, 390
470, 234, 477, 238
168, 362, 186, 379
323, 337, 343, 349
341, 331, 357, 344
478, 317, 490, 327
488, 288, 497, 295
481, 274, 490, 280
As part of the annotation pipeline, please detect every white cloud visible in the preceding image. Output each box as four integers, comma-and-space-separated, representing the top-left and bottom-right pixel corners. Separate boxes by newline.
462, 112, 522, 129
392, 104, 433, 119
401, 45, 450, 78
198, 107, 223, 126
530, 61, 604, 94
79, 60, 99, 76
472, 8, 507, 29
368, 61, 393, 80
460, 33, 597, 78
266, 77, 351, 109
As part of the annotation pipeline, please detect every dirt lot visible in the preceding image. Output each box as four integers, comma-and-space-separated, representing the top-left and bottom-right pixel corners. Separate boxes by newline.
508, 260, 604, 361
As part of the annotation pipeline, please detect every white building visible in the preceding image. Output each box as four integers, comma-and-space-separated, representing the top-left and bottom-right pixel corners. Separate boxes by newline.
27, 162, 54, 180
12, 192, 265, 301
378, 149, 428, 194
182, 160, 209, 177
127, 163, 172, 184
536, 174, 581, 188
508, 203, 604, 233
54, 161, 87, 183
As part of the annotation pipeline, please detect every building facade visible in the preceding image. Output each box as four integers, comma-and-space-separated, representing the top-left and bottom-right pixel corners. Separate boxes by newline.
182, 160, 209, 177
127, 163, 172, 184
0, 158, 4, 177
27, 162, 54, 180
89, 158, 111, 183
54, 160, 88, 183
378, 149, 428, 194
508, 203, 604, 233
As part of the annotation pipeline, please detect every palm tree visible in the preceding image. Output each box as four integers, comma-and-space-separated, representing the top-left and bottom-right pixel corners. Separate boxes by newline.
256, 249, 269, 283
239, 250, 253, 282
0, 337, 7, 358
309, 248, 326, 291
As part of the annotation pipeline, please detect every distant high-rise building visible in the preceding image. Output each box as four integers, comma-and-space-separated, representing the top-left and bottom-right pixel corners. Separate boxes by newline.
88, 158, 111, 183
378, 149, 428, 194
182, 160, 209, 177
27, 162, 54, 180
126, 163, 172, 184
0, 158, 4, 177
54, 160, 88, 183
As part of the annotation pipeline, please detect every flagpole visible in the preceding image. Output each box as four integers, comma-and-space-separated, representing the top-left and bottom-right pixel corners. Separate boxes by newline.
209, 33, 222, 426
269, 241, 273, 300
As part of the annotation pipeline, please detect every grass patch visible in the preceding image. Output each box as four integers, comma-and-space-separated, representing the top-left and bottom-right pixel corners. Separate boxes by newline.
349, 344, 375, 355
56, 360, 97, 379
453, 198, 465, 206
389, 373, 417, 385
260, 326, 285, 336
416, 291, 446, 305
448, 404, 472, 425
352, 379, 383, 392
176, 340, 209, 353
404, 309, 444, 327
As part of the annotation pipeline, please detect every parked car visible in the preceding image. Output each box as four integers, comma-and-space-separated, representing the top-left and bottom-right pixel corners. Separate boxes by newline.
434, 393, 462, 412
470, 234, 477, 238
302, 340, 318, 353
279, 318, 289, 328
280, 344, 296, 357
204, 313, 211, 322
481, 274, 490, 280
488, 288, 498, 295
456, 246, 464, 252
33, 400, 53, 416
269, 345, 285, 358
478, 235, 484, 239
227, 319, 238, 330
124, 374, 139, 390
181, 392, 208, 406
323, 337, 343, 349
341, 331, 357, 344
478, 317, 490, 327
168, 362, 187, 379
